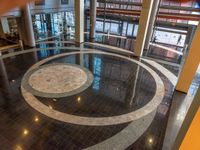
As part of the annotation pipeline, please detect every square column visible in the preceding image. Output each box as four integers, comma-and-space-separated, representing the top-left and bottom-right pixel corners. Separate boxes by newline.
144, 0, 160, 50
74, 0, 84, 44
176, 23, 200, 93
21, 4, 36, 47
172, 87, 200, 150
134, 0, 154, 57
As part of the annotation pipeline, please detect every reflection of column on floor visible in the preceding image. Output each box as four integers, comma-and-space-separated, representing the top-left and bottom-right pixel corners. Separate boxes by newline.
0, 59, 13, 101
17, 4, 36, 47
176, 23, 200, 93
144, 0, 160, 51
134, 0, 154, 57
76, 54, 80, 65
74, 0, 84, 46
27, 51, 38, 65
124, 65, 140, 108
75, 52, 84, 66
90, 0, 97, 42
172, 87, 200, 150
80, 52, 84, 66
89, 54, 94, 73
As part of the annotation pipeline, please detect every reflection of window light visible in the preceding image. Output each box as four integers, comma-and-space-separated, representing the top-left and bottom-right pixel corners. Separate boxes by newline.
92, 56, 102, 90
84, 55, 89, 68
93, 76, 101, 90
37, 43, 48, 58
23, 129, 29, 135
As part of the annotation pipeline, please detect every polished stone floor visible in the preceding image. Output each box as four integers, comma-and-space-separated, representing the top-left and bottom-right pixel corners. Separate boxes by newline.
35, 53, 156, 117
0, 44, 172, 150
0, 36, 199, 149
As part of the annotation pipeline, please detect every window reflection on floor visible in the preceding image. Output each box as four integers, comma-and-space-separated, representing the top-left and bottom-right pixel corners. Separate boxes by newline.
92, 56, 102, 90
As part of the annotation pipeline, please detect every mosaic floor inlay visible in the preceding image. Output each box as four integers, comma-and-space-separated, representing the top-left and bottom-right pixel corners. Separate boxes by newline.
22, 63, 94, 98
29, 64, 88, 94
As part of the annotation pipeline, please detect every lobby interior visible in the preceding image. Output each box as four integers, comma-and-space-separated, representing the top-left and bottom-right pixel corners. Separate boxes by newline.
0, 0, 200, 150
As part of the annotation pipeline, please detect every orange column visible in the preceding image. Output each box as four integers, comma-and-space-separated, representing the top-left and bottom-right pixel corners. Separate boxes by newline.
172, 88, 200, 150
179, 107, 200, 150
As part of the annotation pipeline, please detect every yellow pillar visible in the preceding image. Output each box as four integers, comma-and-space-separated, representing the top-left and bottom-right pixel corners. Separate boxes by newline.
134, 0, 154, 57
179, 107, 200, 150
176, 23, 200, 93
172, 87, 200, 150
74, 0, 84, 44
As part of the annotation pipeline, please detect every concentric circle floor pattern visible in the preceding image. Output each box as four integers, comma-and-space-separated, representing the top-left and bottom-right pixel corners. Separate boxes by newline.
0, 45, 176, 150
21, 51, 164, 126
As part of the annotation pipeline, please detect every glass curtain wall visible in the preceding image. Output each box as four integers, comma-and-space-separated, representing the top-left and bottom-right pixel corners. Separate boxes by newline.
85, 0, 199, 64
33, 11, 75, 41
85, 0, 143, 51
147, 0, 200, 64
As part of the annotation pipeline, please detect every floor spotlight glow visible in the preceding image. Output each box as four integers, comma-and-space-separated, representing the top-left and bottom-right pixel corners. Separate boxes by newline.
148, 137, 153, 145
23, 129, 29, 135
15, 145, 23, 150
34, 116, 39, 122
77, 97, 81, 102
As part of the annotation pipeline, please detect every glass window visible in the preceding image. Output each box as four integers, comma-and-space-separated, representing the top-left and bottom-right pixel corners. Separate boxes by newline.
127, 24, 133, 36
133, 25, 138, 37
110, 23, 119, 34
104, 22, 110, 32
96, 21, 103, 32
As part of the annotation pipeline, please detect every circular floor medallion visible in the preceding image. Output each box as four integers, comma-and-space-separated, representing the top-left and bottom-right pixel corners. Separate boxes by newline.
22, 63, 94, 98
21, 51, 165, 126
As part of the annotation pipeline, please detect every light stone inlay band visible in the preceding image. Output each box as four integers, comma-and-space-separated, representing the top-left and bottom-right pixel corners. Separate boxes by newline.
21, 51, 165, 126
